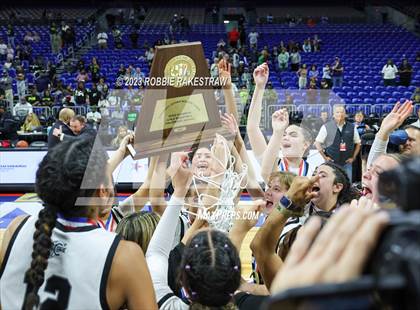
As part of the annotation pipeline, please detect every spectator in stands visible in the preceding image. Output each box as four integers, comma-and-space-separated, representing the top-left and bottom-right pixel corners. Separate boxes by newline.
354, 111, 370, 136
25, 88, 41, 106
33, 32, 41, 43
111, 125, 129, 148
74, 82, 88, 105
23, 32, 34, 44
20, 112, 41, 133
129, 26, 139, 49
6, 44, 14, 63
97, 31, 108, 49
302, 39, 311, 53
50, 22, 61, 54
7, 24, 15, 48
308, 77, 317, 90
169, 14, 179, 34
381, 59, 398, 86
125, 104, 138, 129
239, 85, 249, 105
0, 102, 18, 141
398, 58, 413, 86
289, 48, 301, 72
179, 14, 190, 33
41, 89, 54, 106
112, 27, 124, 49
210, 58, 219, 78
13, 97, 33, 117
145, 47, 155, 66
76, 69, 89, 83
89, 57, 101, 83
87, 83, 101, 107
0, 70, 13, 112
267, 13, 274, 24
217, 38, 226, 49
77, 59, 86, 72
133, 67, 145, 80
241, 67, 252, 89
312, 34, 322, 52
97, 77, 109, 99
332, 57, 344, 88
315, 105, 361, 180
297, 64, 308, 89
86, 106, 102, 125
320, 78, 330, 90
277, 48, 289, 71
248, 29, 259, 48
258, 49, 269, 65
0, 39, 7, 62
322, 64, 332, 88
263, 82, 278, 105
411, 87, 420, 104
228, 27, 240, 48
117, 64, 126, 77
308, 64, 319, 81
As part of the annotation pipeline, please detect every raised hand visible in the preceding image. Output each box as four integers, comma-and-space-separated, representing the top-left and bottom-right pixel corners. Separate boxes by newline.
379, 100, 413, 136
232, 199, 265, 233
218, 59, 232, 88
167, 152, 193, 196
210, 133, 229, 175
253, 63, 269, 88
221, 112, 239, 136
285, 175, 320, 209
271, 108, 289, 134
118, 132, 134, 157
270, 207, 389, 294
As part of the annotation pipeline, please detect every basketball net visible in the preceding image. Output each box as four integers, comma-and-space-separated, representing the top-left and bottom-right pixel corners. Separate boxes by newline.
184, 138, 248, 232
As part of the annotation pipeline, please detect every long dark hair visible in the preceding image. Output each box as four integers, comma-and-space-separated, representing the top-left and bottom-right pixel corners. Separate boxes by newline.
23, 137, 108, 309
322, 161, 360, 205
179, 230, 241, 308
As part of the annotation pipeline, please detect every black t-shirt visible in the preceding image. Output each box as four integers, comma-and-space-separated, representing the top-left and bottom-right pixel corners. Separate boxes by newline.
42, 95, 54, 106
399, 64, 412, 79
234, 292, 268, 310
74, 89, 87, 105
26, 94, 41, 105
88, 89, 100, 106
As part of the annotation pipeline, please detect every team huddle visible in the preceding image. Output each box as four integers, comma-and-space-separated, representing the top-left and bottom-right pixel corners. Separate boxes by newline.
1, 62, 419, 310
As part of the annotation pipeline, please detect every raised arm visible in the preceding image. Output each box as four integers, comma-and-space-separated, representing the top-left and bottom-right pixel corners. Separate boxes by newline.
218, 59, 239, 121
221, 112, 264, 199
367, 100, 413, 167
145, 152, 192, 302
250, 175, 319, 290
260, 109, 288, 183
247, 63, 269, 161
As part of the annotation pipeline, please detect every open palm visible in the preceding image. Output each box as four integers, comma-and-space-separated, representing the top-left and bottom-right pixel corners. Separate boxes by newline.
381, 100, 413, 133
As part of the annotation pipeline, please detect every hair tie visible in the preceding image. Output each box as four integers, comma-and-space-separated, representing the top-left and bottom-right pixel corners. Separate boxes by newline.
194, 244, 199, 248
233, 265, 239, 271
224, 243, 229, 248
185, 265, 191, 270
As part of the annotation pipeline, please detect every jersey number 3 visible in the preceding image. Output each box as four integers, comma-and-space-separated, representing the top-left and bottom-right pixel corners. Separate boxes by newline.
40, 275, 71, 309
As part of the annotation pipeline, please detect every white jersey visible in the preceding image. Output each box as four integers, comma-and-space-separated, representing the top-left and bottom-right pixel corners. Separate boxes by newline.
0, 214, 120, 310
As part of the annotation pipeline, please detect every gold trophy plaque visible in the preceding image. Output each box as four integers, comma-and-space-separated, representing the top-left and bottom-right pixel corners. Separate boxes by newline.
129, 42, 230, 159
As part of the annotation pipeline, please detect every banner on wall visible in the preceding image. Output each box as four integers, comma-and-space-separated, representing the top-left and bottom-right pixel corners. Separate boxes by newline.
0, 151, 149, 184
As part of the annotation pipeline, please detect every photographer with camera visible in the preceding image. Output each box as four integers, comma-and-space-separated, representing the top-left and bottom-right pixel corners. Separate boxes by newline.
266, 156, 420, 310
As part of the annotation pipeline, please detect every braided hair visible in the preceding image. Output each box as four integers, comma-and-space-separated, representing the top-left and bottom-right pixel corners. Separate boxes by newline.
23, 137, 108, 309
322, 161, 360, 206
179, 230, 241, 309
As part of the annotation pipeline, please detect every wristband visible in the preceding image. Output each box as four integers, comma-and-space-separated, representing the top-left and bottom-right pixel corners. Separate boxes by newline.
277, 195, 304, 218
